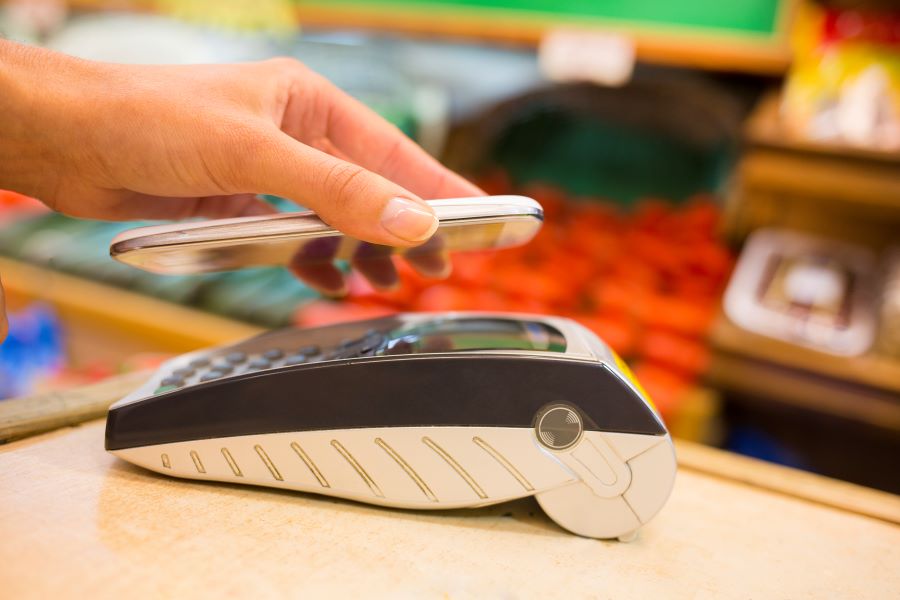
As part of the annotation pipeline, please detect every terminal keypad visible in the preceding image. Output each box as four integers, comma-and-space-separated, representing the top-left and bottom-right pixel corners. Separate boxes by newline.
152, 333, 385, 395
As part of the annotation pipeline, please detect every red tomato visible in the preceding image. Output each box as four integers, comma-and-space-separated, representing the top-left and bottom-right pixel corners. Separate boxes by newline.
294, 300, 397, 327
502, 296, 552, 315
587, 279, 649, 319
467, 290, 509, 311
640, 295, 716, 337
450, 254, 495, 287
520, 182, 567, 221
638, 329, 711, 376
474, 169, 513, 196
626, 230, 684, 273
629, 362, 692, 423
573, 314, 637, 357
607, 259, 660, 290
632, 199, 674, 232
412, 284, 472, 312
530, 252, 595, 291
669, 275, 723, 299
680, 196, 721, 234
571, 199, 621, 224
684, 241, 734, 280
567, 232, 622, 268
493, 267, 572, 305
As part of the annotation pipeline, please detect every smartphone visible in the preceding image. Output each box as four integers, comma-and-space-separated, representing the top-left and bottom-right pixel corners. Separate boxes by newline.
110, 196, 543, 275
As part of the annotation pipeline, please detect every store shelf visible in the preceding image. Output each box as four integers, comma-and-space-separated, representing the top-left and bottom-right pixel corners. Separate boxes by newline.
708, 315, 900, 433
294, 2, 792, 75
738, 151, 900, 212
725, 93, 900, 246
738, 92, 900, 214
65, 0, 793, 74
745, 93, 900, 166
1, 258, 263, 353
298, 3, 790, 75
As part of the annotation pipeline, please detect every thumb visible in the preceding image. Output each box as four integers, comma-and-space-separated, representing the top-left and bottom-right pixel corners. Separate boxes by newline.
247, 131, 439, 247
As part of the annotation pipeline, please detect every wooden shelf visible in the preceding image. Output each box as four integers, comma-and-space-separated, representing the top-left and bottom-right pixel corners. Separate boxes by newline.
708, 315, 900, 433
745, 93, 900, 166
725, 93, 900, 246
737, 92, 900, 217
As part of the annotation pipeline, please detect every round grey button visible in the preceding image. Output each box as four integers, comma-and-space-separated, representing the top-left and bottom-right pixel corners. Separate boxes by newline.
226, 352, 247, 364
160, 376, 184, 388
535, 405, 583, 451
248, 358, 271, 370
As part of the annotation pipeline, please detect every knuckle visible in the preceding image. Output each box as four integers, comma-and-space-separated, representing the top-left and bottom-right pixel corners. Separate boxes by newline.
376, 137, 405, 174
218, 126, 273, 190
321, 162, 368, 206
265, 56, 308, 77
234, 127, 271, 158
427, 169, 450, 198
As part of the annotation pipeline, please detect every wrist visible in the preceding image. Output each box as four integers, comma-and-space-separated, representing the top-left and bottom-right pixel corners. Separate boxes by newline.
0, 40, 105, 202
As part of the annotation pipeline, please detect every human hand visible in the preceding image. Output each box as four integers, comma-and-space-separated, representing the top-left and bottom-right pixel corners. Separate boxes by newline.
0, 40, 482, 296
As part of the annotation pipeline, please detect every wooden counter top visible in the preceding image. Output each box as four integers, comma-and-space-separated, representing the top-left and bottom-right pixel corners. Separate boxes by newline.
1, 419, 898, 598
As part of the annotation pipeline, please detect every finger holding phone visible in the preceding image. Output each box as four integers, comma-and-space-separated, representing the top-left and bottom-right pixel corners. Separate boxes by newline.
0, 40, 483, 301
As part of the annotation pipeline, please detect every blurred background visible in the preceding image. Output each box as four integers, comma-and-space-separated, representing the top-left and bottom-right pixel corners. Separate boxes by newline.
1, 0, 898, 492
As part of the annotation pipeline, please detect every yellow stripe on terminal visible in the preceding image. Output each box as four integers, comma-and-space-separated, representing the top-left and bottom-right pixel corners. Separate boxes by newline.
611, 351, 658, 414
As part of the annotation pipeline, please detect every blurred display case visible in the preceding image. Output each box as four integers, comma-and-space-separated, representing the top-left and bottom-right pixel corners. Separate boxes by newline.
293, 0, 796, 75
712, 81, 900, 491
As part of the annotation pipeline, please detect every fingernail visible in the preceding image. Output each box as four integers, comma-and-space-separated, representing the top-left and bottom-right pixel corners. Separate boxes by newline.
381, 197, 438, 242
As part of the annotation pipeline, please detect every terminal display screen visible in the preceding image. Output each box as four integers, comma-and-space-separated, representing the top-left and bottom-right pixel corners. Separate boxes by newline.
385, 318, 567, 354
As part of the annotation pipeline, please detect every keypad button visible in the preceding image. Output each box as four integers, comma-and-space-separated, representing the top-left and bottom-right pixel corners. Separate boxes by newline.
360, 334, 384, 352
284, 355, 308, 366
200, 371, 225, 382
297, 345, 320, 356
172, 367, 194, 378
189, 357, 210, 368
248, 358, 271, 370
263, 349, 284, 360
226, 352, 247, 364
211, 364, 233, 375
160, 376, 184, 387
154, 385, 177, 394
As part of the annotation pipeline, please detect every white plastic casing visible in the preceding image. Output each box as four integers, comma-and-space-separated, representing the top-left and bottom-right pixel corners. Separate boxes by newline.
108, 312, 677, 540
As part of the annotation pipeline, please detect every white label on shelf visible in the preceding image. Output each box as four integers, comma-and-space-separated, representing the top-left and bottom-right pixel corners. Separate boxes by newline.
538, 29, 635, 87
